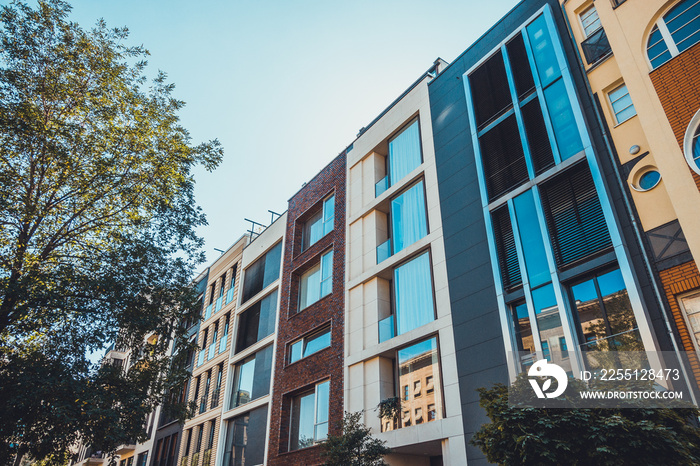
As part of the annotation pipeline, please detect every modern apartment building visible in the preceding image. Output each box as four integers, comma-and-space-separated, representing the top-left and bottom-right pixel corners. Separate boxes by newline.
560, 0, 700, 380
427, 0, 695, 462
266, 153, 346, 465
344, 58, 468, 465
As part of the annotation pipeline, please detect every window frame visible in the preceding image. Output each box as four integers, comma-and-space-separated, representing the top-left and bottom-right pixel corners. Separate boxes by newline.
288, 379, 330, 451
683, 108, 700, 176
302, 193, 336, 251
288, 324, 332, 364
677, 291, 700, 353
646, 0, 700, 70
578, 4, 602, 38
298, 250, 333, 311
607, 83, 637, 125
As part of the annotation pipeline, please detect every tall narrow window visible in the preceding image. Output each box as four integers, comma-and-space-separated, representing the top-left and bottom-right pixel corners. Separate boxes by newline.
226, 264, 237, 304
397, 338, 442, 428
235, 290, 277, 353
511, 301, 535, 366
219, 313, 230, 354
532, 283, 567, 365
241, 242, 282, 303
303, 194, 335, 250
492, 206, 521, 290
579, 5, 601, 37
469, 50, 513, 130
388, 120, 423, 184
230, 345, 273, 409
299, 250, 333, 310
391, 181, 428, 254
289, 380, 330, 450
479, 114, 529, 202
608, 84, 636, 124
211, 363, 223, 409
223, 406, 267, 466
394, 252, 435, 335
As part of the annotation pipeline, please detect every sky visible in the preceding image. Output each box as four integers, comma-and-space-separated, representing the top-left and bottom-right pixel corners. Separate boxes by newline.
67, 0, 520, 268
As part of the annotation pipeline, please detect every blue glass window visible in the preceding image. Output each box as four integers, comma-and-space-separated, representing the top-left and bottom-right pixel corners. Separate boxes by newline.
693, 125, 700, 169
647, 0, 700, 70
513, 190, 550, 288
608, 84, 636, 124
389, 120, 422, 185
391, 181, 428, 254
289, 326, 331, 363
394, 252, 435, 335
638, 170, 661, 191
532, 283, 567, 361
299, 250, 333, 310
543, 80, 584, 160
526, 15, 562, 88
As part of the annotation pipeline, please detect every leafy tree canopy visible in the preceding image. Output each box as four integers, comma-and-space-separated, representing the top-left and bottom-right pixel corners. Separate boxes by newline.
472, 375, 700, 466
0, 0, 222, 462
320, 411, 391, 466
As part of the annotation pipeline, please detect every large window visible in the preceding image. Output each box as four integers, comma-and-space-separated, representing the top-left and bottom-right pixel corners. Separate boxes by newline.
222, 406, 268, 466
229, 345, 273, 409
303, 194, 335, 250
647, 0, 700, 70
290, 380, 329, 450
390, 180, 428, 255
241, 242, 282, 303
388, 120, 422, 185
570, 268, 642, 352
235, 291, 277, 353
289, 326, 331, 364
299, 250, 333, 310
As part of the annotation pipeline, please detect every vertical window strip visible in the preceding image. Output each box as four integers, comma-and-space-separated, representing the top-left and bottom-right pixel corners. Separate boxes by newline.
492, 206, 522, 290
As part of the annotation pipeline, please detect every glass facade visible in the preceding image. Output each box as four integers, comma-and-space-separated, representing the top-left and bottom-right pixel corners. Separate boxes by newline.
289, 380, 329, 450
222, 406, 268, 466
235, 291, 277, 353
394, 252, 435, 336
388, 120, 422, 185
394, 338, 442, 430
230, 345, 273, 409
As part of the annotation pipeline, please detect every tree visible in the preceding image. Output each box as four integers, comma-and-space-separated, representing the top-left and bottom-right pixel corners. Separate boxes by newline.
0, 0, 222, 463
471, 375, 700, 465
320, 412, 391, 466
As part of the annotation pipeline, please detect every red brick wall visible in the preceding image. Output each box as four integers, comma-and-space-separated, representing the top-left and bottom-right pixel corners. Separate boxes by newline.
649, 41, 700, 191
267, 153, 346, 466
658, 261, 700, 386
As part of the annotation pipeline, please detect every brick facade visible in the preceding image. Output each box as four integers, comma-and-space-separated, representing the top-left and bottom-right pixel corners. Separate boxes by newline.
267, 153, 346, 466
658, 260, 700, 385
649, 41, 700, 191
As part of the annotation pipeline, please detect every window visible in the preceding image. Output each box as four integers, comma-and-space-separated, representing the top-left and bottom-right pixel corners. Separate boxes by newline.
492, 206, 522, 290
222, 406, 267, 466
226, 264, 237, 304
211, 363, 223, 409
388, 120, 423, 185
539, 163, 612, 268
647, 0, 700, 69
290, 380, 329, 450
289, 326, 331, 364
136, 453, 148, 466
511, 300, 535, 359
570, 268, 642, 352
299, 250, 333, 310
634, 169, 662, 191
229, 345, 273, 409
184, 428, 192, 457
683, 109, 700, 174
194, 423, 203, 453
235, 290, 277, 353
608, 84, 636, 124
397, 338, 442, 429
390, 180, 428, 255
303, 194, 335, 250
200, 370, 211, 414
241, 242, 282, 303
679, 293, 700, 350
579, 5, 601, 37
219, 313, 230, 354
207, 420, 216, 451
394, 252, 435, 335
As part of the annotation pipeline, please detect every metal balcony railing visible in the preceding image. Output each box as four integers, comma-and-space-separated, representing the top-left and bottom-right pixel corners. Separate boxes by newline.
218, 334, 228, 354
204, 303, 213, 320
581, 27, 612, 65
226, 286, 235, 304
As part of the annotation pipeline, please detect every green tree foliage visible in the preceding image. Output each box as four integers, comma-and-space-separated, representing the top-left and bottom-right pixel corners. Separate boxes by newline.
472, 375, 700, 465
320, 412, 391, 466
0, 0, 222, 462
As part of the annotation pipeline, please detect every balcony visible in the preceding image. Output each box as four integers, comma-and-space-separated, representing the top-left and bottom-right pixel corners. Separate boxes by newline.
378, 315, 395, 343
376, 239, 392, 264
199, 395, 208, 414
215, 296, 223, 313
375, 176, 389, 197
226, 286, 235, 304
581, 27, 611, 65
218, 334, 228, 354
114, 443, 136, 456
204, 303, 213, 320
207, 342, 216, 361
197, 350, 205, 367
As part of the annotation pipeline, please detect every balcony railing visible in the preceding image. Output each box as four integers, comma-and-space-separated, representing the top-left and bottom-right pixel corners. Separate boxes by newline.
226, 286, 235, 304
204, 303, 213, 320
215, 296, 223, 313
207, 342, 216, 361
375, 176, 389, 197
211, 388, 220, 409
376, 239, 391, 264
197, 350, 205, 367
378, 315, 395, 343
199, 396, 208, 414
581, 27, 612, 65
202, 449, 212, 466
218, 334, 228, 354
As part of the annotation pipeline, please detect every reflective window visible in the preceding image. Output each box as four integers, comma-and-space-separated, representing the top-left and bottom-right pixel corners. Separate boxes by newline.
511, 300, 535, 358
513, 190, 550, 288
526, 15, 562, 88
290, 380, 329, 450
396, 338, 442, 429
391, 181, 428, 254
637, 170, 661, 191
532, 283, 568, 367
608, 84, 636, 124
235, 291, 277, 353
241, 242, 282, 303
303, 194, 335, 250
289, 326, 331, 364
222, 406, 267, 466
543, 79, 584, 160
394, 252, 435, 335
388, 120, 422, 185
647, 0, 700, 69
230, 345, 273, 409
299, 250, 333, 310
570, 268, 642, 352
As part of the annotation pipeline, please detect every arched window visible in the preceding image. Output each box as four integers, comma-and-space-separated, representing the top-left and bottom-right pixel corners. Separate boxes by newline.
683, 109, 700, 175
647, 0, 700, 69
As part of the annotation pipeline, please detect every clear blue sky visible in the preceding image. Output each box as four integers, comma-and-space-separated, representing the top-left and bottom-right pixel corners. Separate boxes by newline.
67, 0, 519, 266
